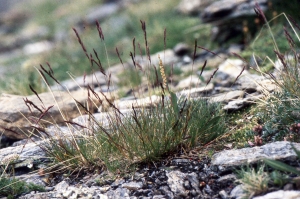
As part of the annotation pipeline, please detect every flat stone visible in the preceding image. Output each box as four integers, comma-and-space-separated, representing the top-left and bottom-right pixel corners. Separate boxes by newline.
201, 0, 268, 23
122, 181, 143, 190
212, 141, 300, 167
175, 75, 201, 90
0, 90, 114, 140
256, 79, 279, 93
211, 90, 245, 103
0, 141, 46, 169
218, 59, 249, 78
55, 71, 119, 91
116, 95, 163, 110
178, 83, 214, 98
223, 93, 263, 111
253, 190, 300, 199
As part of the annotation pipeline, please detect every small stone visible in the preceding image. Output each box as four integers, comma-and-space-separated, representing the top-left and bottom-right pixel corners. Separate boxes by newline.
183, 180, 191, 189
122, 181, 143, 191
55, 180, 69, 193
284, 183, 294, 191
99, 194, 108, 199
219, 190, 229, 199
62, 189, 73, 198
230, 185, 245, 199
173, 43, 190, 56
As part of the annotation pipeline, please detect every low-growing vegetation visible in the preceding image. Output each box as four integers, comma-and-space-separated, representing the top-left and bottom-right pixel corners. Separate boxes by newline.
0, 177, 45, 199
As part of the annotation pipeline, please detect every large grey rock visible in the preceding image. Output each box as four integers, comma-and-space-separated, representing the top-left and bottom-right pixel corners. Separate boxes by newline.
201, 0, 268, 23
0, 141, 46, 169
176, 75, 201, 90
116, 95, 163, 110
212, 141, 300, 167
0, 90, 115, 140
235, 74, 266, 92
211, 90, 245, 103
256, 79, 279, 93
200, 0, 269, 43
223, 93, 263, 111
55, 71, 119, 91
178, 83, 214, 98
253, 190, 300, 199
218, 59, 248, 78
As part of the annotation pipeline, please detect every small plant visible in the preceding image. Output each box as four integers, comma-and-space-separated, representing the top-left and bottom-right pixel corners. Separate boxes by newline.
236, 165, 270, 199
264, 143, 300, 176
249, 4, 300, 142
23, 19, 227, 175
0, 177, 45, 199
269, 170, 290, 188
0, 154, 45, 198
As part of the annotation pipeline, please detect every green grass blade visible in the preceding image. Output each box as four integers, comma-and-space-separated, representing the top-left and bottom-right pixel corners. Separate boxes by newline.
291, 144, 300, 159
264, 158, 300, 175
170, 91, 179, 118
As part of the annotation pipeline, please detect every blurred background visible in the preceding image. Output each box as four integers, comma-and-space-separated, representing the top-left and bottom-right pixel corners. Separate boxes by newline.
0, 0, 299, 95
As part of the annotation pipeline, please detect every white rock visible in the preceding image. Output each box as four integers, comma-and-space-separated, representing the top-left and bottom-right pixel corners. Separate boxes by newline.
122, 181, 143, 190
210, 90, 245, 103
178, 83, 214, 98
212, 141, 300, 167
166, 170, 187, 197
218, 59, 248, 78
253, 190, 300, 199
176, 75, 201, 90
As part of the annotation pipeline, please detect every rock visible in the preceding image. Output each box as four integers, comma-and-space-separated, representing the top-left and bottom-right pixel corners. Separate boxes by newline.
211, 141, 300, 167
253, 190, 300, 199
227, 44, 243, 55
106, 187, 130, 199
166, 170, 187, 197
200, 0, 269, 43
256, 79, 279, 92
0, 141, 47, 170
134, 49, 179, 69
230, 185, 245, 199
218, 59, 248, 78
116, 95, 162, 110
176, 0, 212, 15
23, 40, 53, 55
235, 73, 266, 92
173, 43, 190, 56
201, 0, 268, 23
0, 90, 114, 140
186, 172, 201, 194
211, 90, 245, 103
223, 93, 263, 111
178, 83, 214, 98
175, 75, 201, 90
122, 181, 143, 190
219, 189, 230, 199
54, 70, 119, 91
